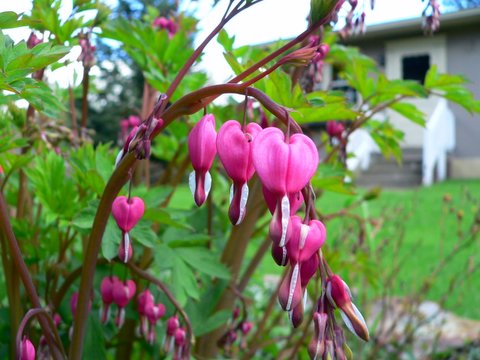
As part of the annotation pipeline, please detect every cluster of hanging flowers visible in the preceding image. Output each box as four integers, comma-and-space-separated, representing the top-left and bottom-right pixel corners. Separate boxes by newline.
218, 306, 254, 355
186, 104, 369, 358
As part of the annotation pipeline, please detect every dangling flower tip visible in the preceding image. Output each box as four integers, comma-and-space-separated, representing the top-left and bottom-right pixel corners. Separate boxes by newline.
340, 303, 370, 341
189, 170, 212, 207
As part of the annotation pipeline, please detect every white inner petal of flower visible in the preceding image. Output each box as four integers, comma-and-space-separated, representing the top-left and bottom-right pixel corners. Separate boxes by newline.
119, 307, 126, 328
303, 288, 308, 309
188, 171, 196, 199
115, 149, 124, 168
281, 246, 287, 266
280, 195, 290, 247
236, 183, 249, 225
340, 309, 357, 338
286, 263, 300, 311
229, 183, 234, 205
299, 224, 310, 250
342, 279, 353, 300
123, 232, 130, 263
204, 170, 212, 198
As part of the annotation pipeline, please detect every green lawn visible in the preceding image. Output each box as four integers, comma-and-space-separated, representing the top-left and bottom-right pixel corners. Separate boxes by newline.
317, 179, 480, 319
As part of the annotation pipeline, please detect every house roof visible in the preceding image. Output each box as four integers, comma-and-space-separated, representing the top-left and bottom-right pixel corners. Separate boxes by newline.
342, 7, 480, 44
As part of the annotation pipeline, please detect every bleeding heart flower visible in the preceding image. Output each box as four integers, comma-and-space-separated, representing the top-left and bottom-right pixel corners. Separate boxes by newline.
112, 279, 136, 328
173, 327, 187, 360
137, 289, 155, 336
112, 196, 145, 263
252, 127, 318, 195
112, 196, 145, 232
300, 253, 320, 288
308, 312, 328, 360
19, 336, 35, 360
285, 216, 326, 264
145, 302, 166, 344
253, 127, 318, 247
326, 275, 369, 341
278, 263, 303, 312
164, 315, 180, 353
217, 120, 262, 225
100, 276, 119, 324
326, 121, 345, 138
188, 114, 217, 207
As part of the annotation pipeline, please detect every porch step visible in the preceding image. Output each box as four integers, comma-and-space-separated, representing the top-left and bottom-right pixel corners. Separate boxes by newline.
354, 148, 423, 188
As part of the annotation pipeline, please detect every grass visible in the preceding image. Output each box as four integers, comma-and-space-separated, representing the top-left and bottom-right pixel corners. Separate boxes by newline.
317, 179, 480, 319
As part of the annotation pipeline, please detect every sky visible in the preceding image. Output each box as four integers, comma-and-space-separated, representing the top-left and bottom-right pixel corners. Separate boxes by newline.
0, 0, 427, 85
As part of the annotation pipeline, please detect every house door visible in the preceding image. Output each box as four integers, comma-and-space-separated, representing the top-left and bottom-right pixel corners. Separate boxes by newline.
385, 35, 447, 147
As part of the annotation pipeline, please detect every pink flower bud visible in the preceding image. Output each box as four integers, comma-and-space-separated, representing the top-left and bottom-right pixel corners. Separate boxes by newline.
217, 120, 262, 225
167, 315, 180, 336
308, 312, 328, 360
240, 321, 253, 335
100, 276, 119, 323
232, 306, 240, 320
173, 327, 187, 360
70, 291, 92, 317
326, 275, 369, 341
20, 336, 35, 360
326, 121, 345, 138
188, 114, 217, 206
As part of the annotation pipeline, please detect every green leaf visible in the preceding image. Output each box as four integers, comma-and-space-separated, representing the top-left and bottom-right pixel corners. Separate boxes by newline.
102, 217, 121, 261
143, 208, 194, 230
71, 202, 98, 230
171, 255, 200, 305
223, 51, 244, 76
217, 29, 235, 52
390, 102, 426, 127
295, 104, 358, 124
130, 220, 157, 248
176, 247, 230, 280
83, 316, 107, 360
195, 310, 231, 336
0, 12, 21, 29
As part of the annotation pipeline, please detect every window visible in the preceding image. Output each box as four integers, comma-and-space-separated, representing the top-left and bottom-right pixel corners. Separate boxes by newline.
402, 54, 430, 84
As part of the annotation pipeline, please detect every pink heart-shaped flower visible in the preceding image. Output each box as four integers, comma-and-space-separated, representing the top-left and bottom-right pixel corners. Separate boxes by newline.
217, 120, 262, 183
286, 217, 326, 264
112, 196, 145, 232
252, 127, 318, 195
188, 114, 217, 206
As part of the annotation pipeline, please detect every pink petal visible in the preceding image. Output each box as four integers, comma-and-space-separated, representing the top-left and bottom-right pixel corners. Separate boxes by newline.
278, 263, 302, 311
252, 128, 319, 194
188, 114, 217, 172
217, 120, 261, 183
112, 196, 145, 232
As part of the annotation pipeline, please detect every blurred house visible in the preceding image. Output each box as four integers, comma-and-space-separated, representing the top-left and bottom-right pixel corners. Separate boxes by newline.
334, 7, 480, 187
